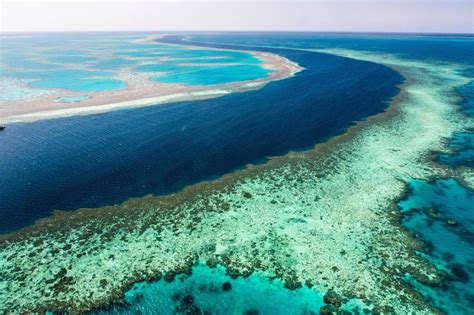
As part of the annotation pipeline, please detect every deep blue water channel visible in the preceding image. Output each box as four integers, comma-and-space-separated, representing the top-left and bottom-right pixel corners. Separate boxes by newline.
0, 35, 402, 232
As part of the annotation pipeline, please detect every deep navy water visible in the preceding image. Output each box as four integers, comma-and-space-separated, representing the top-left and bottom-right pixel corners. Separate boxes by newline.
0, 35, 402, 232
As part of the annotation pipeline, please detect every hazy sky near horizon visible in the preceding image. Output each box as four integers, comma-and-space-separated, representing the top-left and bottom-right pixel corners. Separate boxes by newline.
1, 0, 473, 33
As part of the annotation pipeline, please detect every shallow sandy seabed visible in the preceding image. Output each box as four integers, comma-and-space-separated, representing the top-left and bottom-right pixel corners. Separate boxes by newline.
0, 47, 301, 123
1, 49, 473, 313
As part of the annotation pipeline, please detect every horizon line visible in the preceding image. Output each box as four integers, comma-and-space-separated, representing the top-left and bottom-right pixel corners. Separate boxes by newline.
1, 30, 473, 36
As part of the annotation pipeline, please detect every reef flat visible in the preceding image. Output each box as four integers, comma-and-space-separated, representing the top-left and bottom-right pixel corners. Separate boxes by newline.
1, 49, 472, 313
0, 36, 301, 123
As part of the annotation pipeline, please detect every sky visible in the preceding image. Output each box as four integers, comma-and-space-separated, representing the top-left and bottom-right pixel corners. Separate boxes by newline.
1, 0, 473, 34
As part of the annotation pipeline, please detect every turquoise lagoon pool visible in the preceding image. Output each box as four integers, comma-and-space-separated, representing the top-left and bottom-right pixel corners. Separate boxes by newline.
98, 265, 325, 315
399, 179, 474, 314
97, 264, 372, 315
138, 63, 273, 85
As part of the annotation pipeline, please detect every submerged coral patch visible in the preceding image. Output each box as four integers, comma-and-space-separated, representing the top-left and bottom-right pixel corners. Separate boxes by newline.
96, 264, 326, 315
437, 131, 474, 168
399, 178, 474, 314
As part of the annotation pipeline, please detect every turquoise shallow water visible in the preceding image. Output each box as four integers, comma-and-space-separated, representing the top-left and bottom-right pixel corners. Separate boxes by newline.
118, 47, 261, 64
97, 264, 372, 315
137, 59, 272, 85
133, 46, 269, 85
0, 34, 271, 96
437, 132, 474, 168
49, 55, 97, 63
399, 178, 474, 314
31, 76, 126, 92
92, 58, 137, 70
2, 69, 126, 93
99, 265, 324, 315
149, 64, 273, 85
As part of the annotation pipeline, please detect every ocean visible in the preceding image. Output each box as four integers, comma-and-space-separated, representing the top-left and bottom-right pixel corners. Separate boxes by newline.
1, 32, 473, 314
